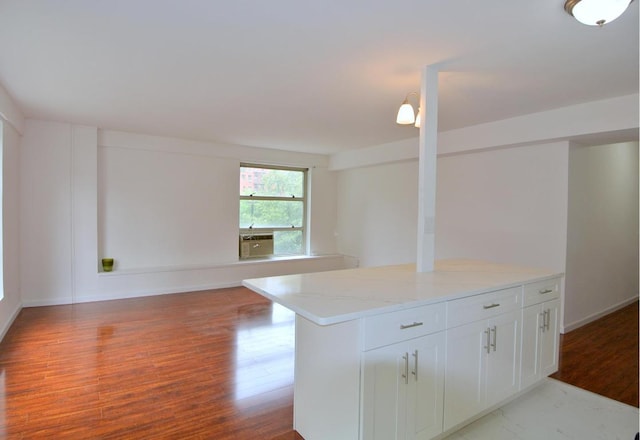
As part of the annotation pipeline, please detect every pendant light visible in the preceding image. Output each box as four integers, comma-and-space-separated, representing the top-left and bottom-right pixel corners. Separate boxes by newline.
396, 92, 421, 128
564, 0, 634, 26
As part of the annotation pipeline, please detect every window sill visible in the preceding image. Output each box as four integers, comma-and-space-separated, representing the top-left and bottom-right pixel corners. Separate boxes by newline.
97, 254, 344, 277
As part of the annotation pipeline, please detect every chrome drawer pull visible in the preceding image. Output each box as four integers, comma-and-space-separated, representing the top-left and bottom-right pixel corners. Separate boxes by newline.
539, 288, 553, 294
400, 321, 424, 330
483, 303, 500, 310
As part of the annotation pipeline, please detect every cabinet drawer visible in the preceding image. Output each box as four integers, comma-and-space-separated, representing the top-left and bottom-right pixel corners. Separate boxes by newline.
363, 303, 445, 351
446, 287, 522, 328
523, 278, 561, 307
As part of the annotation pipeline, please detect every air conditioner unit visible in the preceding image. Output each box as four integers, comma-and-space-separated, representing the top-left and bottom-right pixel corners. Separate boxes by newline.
239, 233, 274, 259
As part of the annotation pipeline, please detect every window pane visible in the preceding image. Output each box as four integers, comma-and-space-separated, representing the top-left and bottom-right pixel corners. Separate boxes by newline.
240, 166, 304, 198
274, 230, 303, 255
239, 200, 303, 228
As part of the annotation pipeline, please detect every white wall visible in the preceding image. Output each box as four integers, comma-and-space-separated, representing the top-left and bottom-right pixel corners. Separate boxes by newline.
20, 121, 348, 306
0, 82, 24, 134
436, 142, 570, 273
12, 93, 640, 335
335, 142, 570, 274
336, 160, 418, 267
99, 146, 239, 269
332, 95, 638, 333
20, 120, 74, 304
330, 94, 638, 171
308, 166, 339, 256
0, 120, 22, 339
564, 142, 639, 331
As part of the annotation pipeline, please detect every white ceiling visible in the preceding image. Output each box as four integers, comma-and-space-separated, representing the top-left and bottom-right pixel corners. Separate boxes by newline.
0, 1, 637, 155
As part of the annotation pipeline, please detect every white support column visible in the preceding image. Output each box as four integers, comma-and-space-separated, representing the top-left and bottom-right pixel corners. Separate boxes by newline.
416, 66, 438, 272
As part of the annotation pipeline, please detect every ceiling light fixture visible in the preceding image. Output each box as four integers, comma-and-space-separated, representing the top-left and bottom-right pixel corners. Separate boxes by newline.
396, 92, 421, 128
564, 0, 634, 26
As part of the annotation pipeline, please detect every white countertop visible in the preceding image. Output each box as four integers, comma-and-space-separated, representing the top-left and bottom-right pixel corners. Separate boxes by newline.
242, 259, 562, 325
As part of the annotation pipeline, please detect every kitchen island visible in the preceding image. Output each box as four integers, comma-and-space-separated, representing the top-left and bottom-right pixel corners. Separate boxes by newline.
243, 259, 563, 440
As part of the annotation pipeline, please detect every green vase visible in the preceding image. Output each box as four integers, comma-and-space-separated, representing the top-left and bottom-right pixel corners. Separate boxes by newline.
102, 258, 114, 272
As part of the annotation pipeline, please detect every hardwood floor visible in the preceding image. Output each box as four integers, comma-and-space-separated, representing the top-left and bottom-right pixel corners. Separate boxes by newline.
0, 287, 304, 439
0, 288, 636, 438
551, 300, 639, 408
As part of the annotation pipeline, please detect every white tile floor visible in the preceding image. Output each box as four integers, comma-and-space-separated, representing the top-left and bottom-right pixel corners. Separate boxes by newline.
444, 379, 639, 440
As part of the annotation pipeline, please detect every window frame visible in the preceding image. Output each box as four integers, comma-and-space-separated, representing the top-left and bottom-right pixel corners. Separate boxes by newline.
239, 163, 308, 257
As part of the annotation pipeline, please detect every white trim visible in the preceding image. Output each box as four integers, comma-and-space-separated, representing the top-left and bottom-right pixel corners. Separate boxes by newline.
328, 137, 418, 171
562, 295, 639, 333
99, 129, 329, 168
69, 125, 76, 303
0, 301, 22, 342
22, 297, 74, 308
22, 282, 239, 307
0, 120, 4, 301
329, 93, 639, 171
0, 82, 24, 135
416, 65, 438, 272
74, 281, 241, 305
97, 254, 344, 277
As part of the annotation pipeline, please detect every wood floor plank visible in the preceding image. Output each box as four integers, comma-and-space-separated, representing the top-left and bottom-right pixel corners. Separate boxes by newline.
551, 300, 639, 407
0, 287, 635, 438
0, 287, 300, 439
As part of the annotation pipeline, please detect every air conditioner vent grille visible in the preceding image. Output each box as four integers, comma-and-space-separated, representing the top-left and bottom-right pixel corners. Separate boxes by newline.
239, 234, 274, 259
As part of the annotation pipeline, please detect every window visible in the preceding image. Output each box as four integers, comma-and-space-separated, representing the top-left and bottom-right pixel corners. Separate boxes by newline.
239, 164, 307, 257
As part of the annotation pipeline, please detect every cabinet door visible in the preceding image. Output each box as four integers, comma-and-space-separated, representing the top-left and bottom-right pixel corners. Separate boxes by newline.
540, 299, 560, 377
406, 332, 445, 440
362, 342, 408, 440
443, 320, 487, 431
520, 304, 543, 389
485, 310, 521, 407
520, 299, 560, 390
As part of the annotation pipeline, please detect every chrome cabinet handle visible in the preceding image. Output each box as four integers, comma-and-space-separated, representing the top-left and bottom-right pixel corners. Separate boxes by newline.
539, 288, 553, 294
545, 309, 551, 331
412, 350, 418, 381
484, 328, 491, 354
490, 325, 497, 352
483, 303, 500, 310
400, 321, 424, 330
540, 309, 551, 332
402, 352, 409, 384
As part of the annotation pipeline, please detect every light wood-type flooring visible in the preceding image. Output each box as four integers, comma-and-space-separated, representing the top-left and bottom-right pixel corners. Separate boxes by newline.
0, 287, 636, 438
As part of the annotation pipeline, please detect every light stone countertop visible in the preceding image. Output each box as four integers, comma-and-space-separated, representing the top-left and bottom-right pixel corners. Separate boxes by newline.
242, 259, 563, 325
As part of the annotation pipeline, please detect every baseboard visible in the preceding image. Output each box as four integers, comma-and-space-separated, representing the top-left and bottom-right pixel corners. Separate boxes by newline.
563, 295, 639, 333
0, 301, 23, 343
72, 281, 242, 304
22, 297, 74, 308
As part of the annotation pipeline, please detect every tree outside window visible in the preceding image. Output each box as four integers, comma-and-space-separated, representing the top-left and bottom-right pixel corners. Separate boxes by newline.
239, 165, 307, 256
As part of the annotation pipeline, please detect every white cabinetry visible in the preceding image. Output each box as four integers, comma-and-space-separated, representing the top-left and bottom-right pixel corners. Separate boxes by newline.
362, 304, 445, 440
443, 287, 522, 431
521, 279, 561, 389
271, 271, 563, 440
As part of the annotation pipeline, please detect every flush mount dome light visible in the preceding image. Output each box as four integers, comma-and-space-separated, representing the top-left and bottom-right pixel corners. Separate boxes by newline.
564, 0, 634, 26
